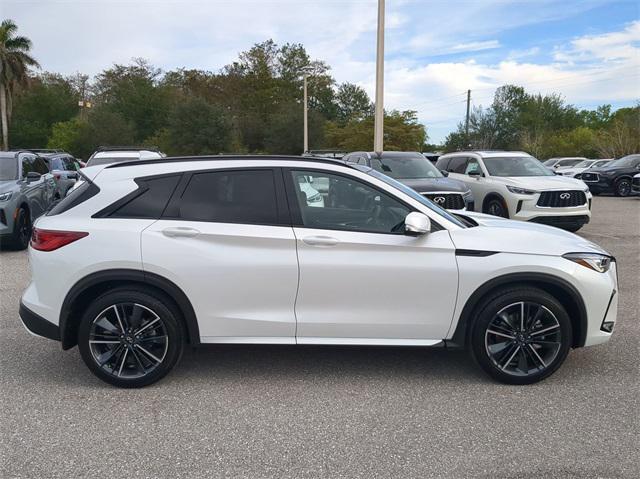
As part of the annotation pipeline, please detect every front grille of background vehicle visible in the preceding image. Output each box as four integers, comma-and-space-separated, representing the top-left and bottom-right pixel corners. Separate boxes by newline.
422, 193, 465, 209
581, 172, 599, 182
537, 190, 587, 208
633, 177, 640, 188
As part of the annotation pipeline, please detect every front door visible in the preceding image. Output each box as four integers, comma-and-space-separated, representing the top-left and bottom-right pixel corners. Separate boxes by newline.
286, 168, 459, 344
142, 168, 298, 343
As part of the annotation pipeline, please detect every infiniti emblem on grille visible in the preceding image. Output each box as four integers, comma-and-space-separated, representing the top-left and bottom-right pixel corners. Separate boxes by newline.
560, 193, 571, 199
434, 196, 446, 204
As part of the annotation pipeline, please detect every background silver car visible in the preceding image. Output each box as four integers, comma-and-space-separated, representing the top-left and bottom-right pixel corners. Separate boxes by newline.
0, 151, 56, 250
39, 152, 81, 198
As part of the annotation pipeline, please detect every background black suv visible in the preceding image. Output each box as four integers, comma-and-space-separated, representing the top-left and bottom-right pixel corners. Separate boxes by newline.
581, 154, 640, 196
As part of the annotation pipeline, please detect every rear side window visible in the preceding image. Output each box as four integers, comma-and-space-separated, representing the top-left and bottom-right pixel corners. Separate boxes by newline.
176, 170, 278, 225
48, 179, 100, 216
435, 157, 450, 170
104, 175, 181, 219
448, 157, 468, 173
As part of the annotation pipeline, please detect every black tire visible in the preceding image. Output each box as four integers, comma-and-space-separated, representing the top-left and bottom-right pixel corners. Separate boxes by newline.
562, 223, 583, 233
470, 287, 572, 385
614, 178, 631, 197
78, 287, 184, 388
484, 197, 509, 218
6, 207, 32, 250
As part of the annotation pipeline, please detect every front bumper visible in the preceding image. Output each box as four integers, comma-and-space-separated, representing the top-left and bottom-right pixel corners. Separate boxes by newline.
583, 176, 614, 193
19, 302, 60, 341
509, 191, 592, 226
581, 260, 619, 346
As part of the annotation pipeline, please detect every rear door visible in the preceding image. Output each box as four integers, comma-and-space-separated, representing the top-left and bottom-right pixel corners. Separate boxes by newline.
141, 168, 299, 343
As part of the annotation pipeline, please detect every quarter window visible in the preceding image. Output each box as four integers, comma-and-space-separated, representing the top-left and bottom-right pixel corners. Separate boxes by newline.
290, 170, 410, 234
178, 169, 279, 224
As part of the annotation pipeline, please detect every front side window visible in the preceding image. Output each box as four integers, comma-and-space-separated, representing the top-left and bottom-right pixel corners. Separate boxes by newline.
370, 155, 442, 179
483, 156, 554, 177
178, 169, 278, 224
557, 159, 582, 167
465, 158, 482, 175
34, 157, 49, 174
290, 170, 410, 234
21, 156, 35, 178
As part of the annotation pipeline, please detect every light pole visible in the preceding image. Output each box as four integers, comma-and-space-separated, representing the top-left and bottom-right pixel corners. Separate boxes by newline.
373, 0, 385, 155
303, 74, 309, 153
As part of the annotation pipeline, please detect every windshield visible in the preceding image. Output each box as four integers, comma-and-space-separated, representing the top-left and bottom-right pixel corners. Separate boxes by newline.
371, 156, 443, 179
483, 156, 554, 177
360, 166, 466, 228
0, 157, 18, 180
86, 156, 138, 167
606, 155, 640, 168
543, 159, 557, 166
574, 160, 594, 168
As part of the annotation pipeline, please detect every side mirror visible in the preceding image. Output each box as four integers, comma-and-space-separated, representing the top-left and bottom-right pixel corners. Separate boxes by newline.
468, 170, 482, 177
26, 172, 42, 183
439, 169, 449, 177
404, 212, 431, 236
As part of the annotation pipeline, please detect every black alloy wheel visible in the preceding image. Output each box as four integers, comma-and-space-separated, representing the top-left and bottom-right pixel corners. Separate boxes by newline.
486, 198, 508, 218
8, 208, 32, 250
471, 287, 572, 385
78, 288, 183, 388
615, 179, 631, 197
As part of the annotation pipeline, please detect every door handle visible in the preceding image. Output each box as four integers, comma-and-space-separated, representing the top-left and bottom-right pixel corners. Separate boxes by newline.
302, 235, 339, 247
162, 226, 201, 238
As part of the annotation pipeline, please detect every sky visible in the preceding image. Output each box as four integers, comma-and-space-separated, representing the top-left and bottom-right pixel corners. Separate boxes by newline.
4, 0, 640, 144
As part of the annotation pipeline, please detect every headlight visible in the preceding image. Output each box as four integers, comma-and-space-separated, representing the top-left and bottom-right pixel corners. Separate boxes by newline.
563, 252, 612, 273
506, 186, 537, 195
0, 192, 12, 202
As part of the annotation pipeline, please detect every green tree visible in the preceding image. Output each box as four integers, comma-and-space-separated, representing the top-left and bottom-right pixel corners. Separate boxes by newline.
47, 117, 82, 153
9, 73, 79, 148
335, 83, 372, 125
326, 110, 426, 151
94, 59, 172, 142
0, 19, 40, 149
165, 96, 231, 155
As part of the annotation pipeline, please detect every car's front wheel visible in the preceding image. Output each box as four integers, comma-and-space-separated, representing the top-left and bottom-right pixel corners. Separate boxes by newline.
6, 207, 32, 250
78, 287, 184, 388
485, 197, 509, 218
470, 287, 572, 385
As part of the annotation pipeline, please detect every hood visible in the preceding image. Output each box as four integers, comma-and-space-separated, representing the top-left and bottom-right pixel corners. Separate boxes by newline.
494, 175, 587, 190
0, 180, 20, 195
557, 167, 588, 176
400, 177, 469, 193
450, 211, 608, 256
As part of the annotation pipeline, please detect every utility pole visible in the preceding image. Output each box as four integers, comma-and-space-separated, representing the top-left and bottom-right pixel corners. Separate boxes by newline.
465, 89, 471, 146
303, 74, 309, 153
373, 0, 385, 155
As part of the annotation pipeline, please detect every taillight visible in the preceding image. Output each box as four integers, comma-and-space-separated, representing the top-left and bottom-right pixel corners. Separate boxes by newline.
30, 228, 88, 251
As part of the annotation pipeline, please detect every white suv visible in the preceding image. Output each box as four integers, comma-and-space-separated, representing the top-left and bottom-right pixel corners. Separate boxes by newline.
436, 151, 592, 232
20, 156, 618, 387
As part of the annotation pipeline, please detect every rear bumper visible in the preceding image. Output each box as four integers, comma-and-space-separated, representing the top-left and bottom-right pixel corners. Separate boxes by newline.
19, 302, 60, 341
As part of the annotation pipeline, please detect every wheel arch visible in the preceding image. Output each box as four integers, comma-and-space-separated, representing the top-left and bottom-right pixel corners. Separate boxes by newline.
449, 272, 587, 349
59, 269, 200, 350
482, 192, 509, 215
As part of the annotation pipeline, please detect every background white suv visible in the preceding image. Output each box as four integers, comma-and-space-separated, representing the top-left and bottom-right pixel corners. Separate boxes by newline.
436, 151, 593, 232
20, 156, 617, 388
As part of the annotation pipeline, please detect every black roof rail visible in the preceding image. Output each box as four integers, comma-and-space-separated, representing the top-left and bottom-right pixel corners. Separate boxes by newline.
105, 154, 351, 169
95, 145, 161, 152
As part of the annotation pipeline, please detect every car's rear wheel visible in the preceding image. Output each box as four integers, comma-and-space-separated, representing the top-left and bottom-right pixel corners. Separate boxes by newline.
470, 287, 572, 385
614, 179, 631, 197
78, 288, 184, 388
485, 197, 509, 218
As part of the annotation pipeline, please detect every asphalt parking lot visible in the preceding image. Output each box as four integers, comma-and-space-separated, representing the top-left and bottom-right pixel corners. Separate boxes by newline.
1, 196, 638, 478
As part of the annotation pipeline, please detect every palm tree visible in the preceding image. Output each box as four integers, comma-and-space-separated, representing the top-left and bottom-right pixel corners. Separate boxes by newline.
0, 19, 40, 150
